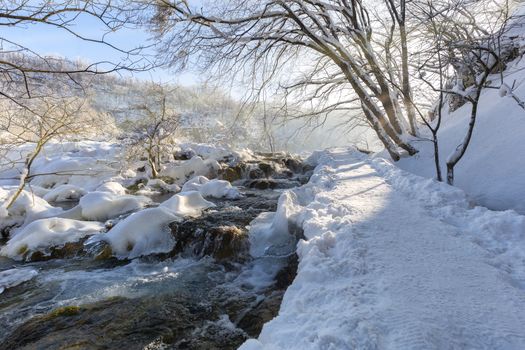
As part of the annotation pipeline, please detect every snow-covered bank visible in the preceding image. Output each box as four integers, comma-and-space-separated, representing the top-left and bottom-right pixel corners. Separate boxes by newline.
241, 148, 525, 349
393, 34, 525, 214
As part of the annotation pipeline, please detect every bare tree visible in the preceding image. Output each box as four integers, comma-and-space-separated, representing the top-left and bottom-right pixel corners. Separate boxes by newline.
415, 0, 513, 185
0, 95, 112, 211
122, 83, 180, 178
147, 0, 425, 160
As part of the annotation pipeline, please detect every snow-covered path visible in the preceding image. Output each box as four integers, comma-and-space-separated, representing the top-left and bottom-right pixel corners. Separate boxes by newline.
241, 148, 525, 350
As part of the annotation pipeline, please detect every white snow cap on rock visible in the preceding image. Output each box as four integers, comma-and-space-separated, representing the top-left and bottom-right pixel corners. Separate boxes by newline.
43, 184, 87, 202
101, 206, 179, 259
78, 191, 151, 221
96, 181, 127, 195
161, 156, 220, 184
0, 218, 103, 260
181, 176, 241, 199
101, 191, 215, 259
0, 188, 62, 230
159, 191, 215, 217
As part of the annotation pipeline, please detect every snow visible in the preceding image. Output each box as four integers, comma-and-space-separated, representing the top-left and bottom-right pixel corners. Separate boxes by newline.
145, 178, 181, 193
43, 184, 86, 202
179, 142, 254, 163
248, 191, 304, 258
95, 181, 127, 195
241, 148, 525, 349
181, 176, 241, 199
99, 191, 215, 259
394, 50, 525, 214
0, 268, 38, 294
100, 206, 179, 259
78, 191, 151, 221
0, 188, 62, 231
159, 191, 215, 217
0, 218, 104, 260
161, 156, 220, 184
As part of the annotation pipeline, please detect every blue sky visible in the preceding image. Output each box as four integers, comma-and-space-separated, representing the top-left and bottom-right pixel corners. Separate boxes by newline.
0, 12, 198, 86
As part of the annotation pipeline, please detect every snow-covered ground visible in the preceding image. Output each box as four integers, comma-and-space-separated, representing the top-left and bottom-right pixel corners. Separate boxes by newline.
242, 148, 525, 349
395, 13, 525, 214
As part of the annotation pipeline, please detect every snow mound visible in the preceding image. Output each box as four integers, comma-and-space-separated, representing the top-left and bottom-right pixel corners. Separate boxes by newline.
181, 176, 241, 199
146, 178, 181, 193
161, 156, 220, 184
0, 268, 38, 294
43, 184, 86, 202
78, 191, 151, 221
0, 218, 103, 260
159, 191, 215, 217
0, 188, 62, 232
96, 181, 127, 195
99, 191, 215, 259
179, 142, 254, 163
101, 207, 178, 259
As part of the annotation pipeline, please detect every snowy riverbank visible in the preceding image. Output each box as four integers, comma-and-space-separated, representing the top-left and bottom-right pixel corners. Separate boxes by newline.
241, 147, 525, 349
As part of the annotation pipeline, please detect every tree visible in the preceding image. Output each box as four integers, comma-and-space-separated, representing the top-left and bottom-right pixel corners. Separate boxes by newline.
147, 0, 423, 160
0, 94, 113, 212
122, 83, 180, 178
415, 0, 513, 185
0, 1, 149, 210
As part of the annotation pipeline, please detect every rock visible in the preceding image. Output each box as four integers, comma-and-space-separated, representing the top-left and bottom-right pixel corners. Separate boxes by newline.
258, 162, 274, 177
248, 179, 277, 190
220, 165, 244, 182
170, 222, 249, 262
248, 167, 266, 179
237, 291, 285, 337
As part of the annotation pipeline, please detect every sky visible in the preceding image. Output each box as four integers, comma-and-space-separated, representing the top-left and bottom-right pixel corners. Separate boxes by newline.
0, 11, 198, 86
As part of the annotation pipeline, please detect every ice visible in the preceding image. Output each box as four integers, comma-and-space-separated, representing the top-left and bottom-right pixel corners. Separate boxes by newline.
0, 268, 38, 294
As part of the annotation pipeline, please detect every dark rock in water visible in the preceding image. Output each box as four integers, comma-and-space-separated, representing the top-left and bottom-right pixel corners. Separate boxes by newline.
248, 167, 266, 179
258, 162, 274, 177
220, 165, 245, 182
173, 149, 195, 160
284, 158, 304, 173
248, 179, 277, 190
237, 291, 285, 337
170, 222, 249, 262
23, 240, 87, 262
248, 179, 301, 190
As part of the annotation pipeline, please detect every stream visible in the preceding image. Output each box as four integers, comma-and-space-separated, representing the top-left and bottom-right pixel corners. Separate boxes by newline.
0, 153, 310, 349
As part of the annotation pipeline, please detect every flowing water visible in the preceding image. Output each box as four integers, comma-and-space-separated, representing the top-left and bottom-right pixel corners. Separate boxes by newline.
0, 154, 309, 350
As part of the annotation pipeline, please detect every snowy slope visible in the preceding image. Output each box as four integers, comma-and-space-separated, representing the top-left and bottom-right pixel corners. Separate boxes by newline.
241, 148, 525, 350
395, 19, 525, 214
